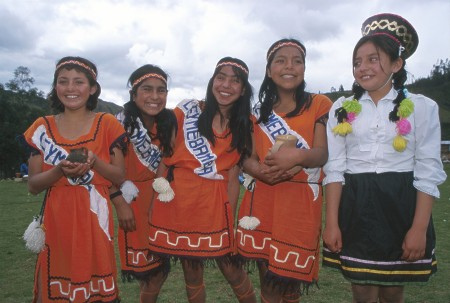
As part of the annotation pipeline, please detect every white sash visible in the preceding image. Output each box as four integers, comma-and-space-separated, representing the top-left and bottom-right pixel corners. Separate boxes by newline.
31, 124, 111, 240
178, 99, 223, 180
116, 112, 161, 173
253, 105, 320, 200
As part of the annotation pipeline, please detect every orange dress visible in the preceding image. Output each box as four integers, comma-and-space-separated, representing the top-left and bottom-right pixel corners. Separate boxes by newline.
237, 95, 332, 284
23, 113, 126, 303
148, 99, 239, 258
115, 112, 166, 280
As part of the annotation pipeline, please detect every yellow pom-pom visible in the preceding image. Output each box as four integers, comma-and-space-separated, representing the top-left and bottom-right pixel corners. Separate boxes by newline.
332, 122, 353, 136
393, 135, 407, 152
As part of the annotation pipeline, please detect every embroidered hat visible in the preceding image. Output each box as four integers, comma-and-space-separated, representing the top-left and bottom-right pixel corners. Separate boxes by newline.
361, 13, 419, 59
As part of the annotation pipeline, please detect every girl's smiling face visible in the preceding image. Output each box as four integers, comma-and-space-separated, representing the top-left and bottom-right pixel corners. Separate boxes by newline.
56, 68, 97, 111
212, 65, 244, 111
353, 41, 402, 100
268, 46, 305, 93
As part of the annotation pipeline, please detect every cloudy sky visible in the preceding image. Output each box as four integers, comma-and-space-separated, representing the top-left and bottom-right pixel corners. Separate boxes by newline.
1, 0, 449, 108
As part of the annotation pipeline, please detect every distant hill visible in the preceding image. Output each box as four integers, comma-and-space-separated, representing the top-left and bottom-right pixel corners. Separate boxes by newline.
95, 99, 123, 115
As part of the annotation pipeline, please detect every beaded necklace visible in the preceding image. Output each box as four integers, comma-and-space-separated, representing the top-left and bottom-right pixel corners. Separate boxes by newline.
332, 90, 414, 152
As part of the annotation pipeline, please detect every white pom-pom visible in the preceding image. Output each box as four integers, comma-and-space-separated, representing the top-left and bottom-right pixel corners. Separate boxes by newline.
152, 177, 171, 193
120, 180, 139, 204
158, 189, 175, 202
242, 173, 255, 192
238, 216, 260, 230
23, 216, 45, 253
152, 177, 175, 202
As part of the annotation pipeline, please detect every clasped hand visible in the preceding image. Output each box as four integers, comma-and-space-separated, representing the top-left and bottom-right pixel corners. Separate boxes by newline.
259, 146, 302, 185
59, 150, 96, 178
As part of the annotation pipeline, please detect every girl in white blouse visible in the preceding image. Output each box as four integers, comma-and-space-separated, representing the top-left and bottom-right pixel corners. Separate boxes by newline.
322, 13, 446, 303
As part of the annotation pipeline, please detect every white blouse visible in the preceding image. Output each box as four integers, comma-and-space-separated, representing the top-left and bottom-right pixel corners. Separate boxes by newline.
323, 88, 446, 198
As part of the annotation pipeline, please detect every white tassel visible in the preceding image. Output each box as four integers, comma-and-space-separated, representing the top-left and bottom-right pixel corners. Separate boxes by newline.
157, 190, 175, 203
242, 173, 255, 192
152, 177, 175, 202
120, 180, 139, 204
238, 216, 260, 230
23, 216, 45, 253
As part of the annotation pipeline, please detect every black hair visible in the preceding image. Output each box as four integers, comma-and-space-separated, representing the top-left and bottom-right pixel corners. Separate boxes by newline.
351, 35, 407, 122
257, 38, 313, 124
123, 64, 176, 157
197, 57, 253, 163
48, 56, 101, 113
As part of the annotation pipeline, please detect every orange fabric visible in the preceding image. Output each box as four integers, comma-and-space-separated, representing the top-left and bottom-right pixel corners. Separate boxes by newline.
117, 121, 165, 276
148, 100, 239, 258
237, 95, 332, 282
24, 113, 125, 303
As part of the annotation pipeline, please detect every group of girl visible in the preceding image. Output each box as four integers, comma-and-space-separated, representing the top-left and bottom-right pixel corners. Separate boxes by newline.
22, 13, 445, 303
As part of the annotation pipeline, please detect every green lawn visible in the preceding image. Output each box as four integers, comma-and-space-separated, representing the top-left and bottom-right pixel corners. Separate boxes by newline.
1, 169, 450, 302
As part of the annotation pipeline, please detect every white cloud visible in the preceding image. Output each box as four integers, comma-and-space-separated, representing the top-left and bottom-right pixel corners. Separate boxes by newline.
0, 0, 449, 109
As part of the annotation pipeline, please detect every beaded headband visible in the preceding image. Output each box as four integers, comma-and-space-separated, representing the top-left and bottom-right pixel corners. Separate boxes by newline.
267, 41, 306, 61
216, 61, 249, 75
56, 60, 97, 80
132, 73, 167, 89
361, 13, 418, 59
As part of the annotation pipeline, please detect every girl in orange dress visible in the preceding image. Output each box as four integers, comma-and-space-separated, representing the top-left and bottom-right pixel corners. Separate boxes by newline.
111, 64, 176, 302
148, 57, 256, 303
22, 56, 127, 303
236, 39, 332, 302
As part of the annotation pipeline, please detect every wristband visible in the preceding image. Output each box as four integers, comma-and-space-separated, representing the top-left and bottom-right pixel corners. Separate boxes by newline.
109, 190, 122, 200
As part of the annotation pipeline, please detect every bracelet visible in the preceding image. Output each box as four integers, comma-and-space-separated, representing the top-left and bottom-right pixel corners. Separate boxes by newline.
109, 190, 122, 200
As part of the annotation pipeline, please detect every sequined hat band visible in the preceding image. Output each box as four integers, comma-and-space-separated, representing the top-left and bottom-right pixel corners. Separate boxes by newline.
361, 13, 418, 59
56, 60, 97, 80
132, 73, 167, 88
267, 41, 305, 61
216, 61, 249, 75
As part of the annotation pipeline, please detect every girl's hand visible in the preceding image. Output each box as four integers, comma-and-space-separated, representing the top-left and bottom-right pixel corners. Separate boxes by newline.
113, 197, 136, 232
86, 150, 97, 169
263, 147, 301, 179
401, 226, 426, 262
258, 162, 293, 185
323, 223, 342, 253
61, 150, 96, 178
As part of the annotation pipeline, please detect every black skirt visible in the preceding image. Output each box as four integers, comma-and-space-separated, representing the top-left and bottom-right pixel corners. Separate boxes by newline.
323, 172, 437, 285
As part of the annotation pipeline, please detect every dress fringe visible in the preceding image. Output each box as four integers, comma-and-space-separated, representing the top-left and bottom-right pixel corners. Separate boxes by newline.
121, 258, 170, 283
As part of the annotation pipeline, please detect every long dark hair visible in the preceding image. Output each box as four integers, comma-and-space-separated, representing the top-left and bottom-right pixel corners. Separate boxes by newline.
351, 35, 407, 122
48, 56, 101, 113
257, 38, 313, 124
197, 57, 253, 162
123, 64, 176, 157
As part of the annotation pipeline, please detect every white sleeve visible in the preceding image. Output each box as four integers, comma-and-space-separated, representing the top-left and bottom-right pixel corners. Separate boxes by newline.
412, 95, 447, 198
323, 97, 347, 185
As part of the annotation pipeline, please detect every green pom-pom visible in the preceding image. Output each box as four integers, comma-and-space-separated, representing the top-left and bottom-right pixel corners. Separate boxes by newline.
342, 99, 362, 114
397, 98, 414, 118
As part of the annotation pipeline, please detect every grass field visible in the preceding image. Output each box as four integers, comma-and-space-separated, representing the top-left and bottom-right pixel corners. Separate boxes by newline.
1, 168, 450, 303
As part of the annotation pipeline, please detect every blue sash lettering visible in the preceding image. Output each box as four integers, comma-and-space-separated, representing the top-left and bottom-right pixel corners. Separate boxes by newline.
117, 112, 162, 173
178, 99, 222, 180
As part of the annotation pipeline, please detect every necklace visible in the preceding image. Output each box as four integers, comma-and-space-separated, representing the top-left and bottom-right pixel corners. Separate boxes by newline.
332, 93, 414, 152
